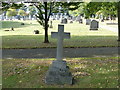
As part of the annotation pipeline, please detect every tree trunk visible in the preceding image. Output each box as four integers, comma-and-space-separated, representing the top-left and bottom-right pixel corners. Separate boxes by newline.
44, 2, 49, 43
118, 1, 120, 41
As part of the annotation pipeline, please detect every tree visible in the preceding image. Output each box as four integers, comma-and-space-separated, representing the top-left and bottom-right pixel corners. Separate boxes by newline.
6, 8, 17, 17
69, 3, 85, 17
1, 2, 23, 11
79, 2, 117, 19
34, 2, 54, 43
100, 2, 117, 20
118, 1, 120, 41
18, 9, 27, 17
34, 2, 81, 43
28, 5, 36, 19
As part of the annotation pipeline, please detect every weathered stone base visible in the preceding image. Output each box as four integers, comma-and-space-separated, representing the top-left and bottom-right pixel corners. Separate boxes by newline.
45, 60, 73, 85
90, 28, 98, 30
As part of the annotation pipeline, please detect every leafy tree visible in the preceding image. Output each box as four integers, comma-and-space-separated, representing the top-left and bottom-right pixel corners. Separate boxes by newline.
18, 9, 27, 16
118, 1, 120, 41
1, 2, 23, 11
69, 3, 85, 17
82, 2, 117, 19
28, 5, 36, 17
34, 2, 54, 43
34, 2, 81, 43
100, 2, 117, 20
6, 8, 17, 17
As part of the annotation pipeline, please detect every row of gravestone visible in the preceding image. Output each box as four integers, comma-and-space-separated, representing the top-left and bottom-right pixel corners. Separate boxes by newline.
61, 18, 99, 30
33, 18, 99, 34
61, 18, 83, 24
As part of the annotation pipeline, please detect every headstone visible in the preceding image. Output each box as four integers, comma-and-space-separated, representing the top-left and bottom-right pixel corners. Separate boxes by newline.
49, 21, 53, 28
61, 18, 67, 24
90, 20, 99, 30
21, 23, 25, 25
11, 27, 14, 31
70, 20, 73, 23
86, 19, 91, 25
34, 30, 39, 34
76, 15, 81, 21
79, 19, 83, 24
45, 25, 72, 85
101, 19, 104, 22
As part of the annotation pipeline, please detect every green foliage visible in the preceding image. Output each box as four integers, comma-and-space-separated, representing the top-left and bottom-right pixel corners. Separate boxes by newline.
100, 2, 118, 17
18, 10, 27, 16
70, 2, 118, 19
35, 2, 81, 28
69, 3, 85, 16
1, 2, 23, 11
6, 8, 17, 17
28, 6, 36, 16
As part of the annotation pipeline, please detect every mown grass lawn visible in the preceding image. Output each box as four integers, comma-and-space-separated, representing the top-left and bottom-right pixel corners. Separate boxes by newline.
2, 57, 118, 88
1, 20, 119, 49
2, 35, 119, 49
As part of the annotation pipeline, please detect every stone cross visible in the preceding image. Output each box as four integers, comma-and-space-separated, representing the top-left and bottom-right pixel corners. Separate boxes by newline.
51, 24, 70, 60
45, 24, 72, 85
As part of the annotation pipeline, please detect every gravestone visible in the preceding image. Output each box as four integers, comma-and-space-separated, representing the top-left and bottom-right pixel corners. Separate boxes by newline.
90, 20, 99, 30
79, 19, 83, 24
21, 23, 25, 25
11, 27, 14, 31
86, 19, 91, 25
45, 25, 72, 85
49, 21, 53, 28
61, 18, 67, 24
76, 16, 80, 21
34, 30, 39, 34
70, 20, 73, 23
101, 19, 104, 22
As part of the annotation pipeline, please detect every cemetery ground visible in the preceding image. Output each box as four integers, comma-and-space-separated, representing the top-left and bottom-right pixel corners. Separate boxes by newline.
1, 20, 119, 88
2, 57, 119, 88
1, 20, 119, 48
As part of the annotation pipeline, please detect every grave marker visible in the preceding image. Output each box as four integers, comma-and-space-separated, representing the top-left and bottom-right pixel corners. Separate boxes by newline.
45, 25, 72, 85
34, 30, 39, 34
86, 19, 91, 25
49, 21, 53, 28
61, 18, 67, 24
90, 20, 99, 30
79, 19, 83, 24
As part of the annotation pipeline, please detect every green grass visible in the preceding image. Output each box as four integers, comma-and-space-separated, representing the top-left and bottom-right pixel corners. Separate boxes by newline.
2, 57, 119, 88
2, 35, 119, 49
1, 20, 118, 48
1, 21, 29, 29
1, 20, 117, 36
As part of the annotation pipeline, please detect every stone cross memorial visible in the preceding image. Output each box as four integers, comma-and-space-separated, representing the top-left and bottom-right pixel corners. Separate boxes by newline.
45, 25, 73, 85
